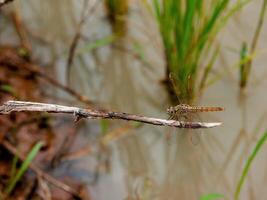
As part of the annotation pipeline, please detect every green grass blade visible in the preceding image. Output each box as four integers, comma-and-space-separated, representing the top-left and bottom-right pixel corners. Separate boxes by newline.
152, 0, 161, 19
182, 0, 197, 58
5, 141, 44, 195
141, 0, 154, 14
100, 119, 109, 135
239, 42, 249, 87
200, 193, 224, 200
213, 0, 252, 38
197, 0, 229, 51
199, 45, 220, 90
77, 35, 116, 55
0, 84, 16, 96
9, 155, 19, 183
234, 130, 267, 200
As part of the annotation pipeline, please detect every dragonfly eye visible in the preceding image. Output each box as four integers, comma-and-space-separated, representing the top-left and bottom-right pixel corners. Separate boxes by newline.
167, 107, 174, 114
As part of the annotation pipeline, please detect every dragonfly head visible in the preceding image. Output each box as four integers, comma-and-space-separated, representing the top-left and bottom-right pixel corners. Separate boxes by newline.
167, 106, 176, 114
167, 104, 189, 115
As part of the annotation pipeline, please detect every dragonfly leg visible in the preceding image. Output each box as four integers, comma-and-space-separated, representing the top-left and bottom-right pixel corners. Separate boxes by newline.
166, 115, 177, 144
178, 114, 188, 121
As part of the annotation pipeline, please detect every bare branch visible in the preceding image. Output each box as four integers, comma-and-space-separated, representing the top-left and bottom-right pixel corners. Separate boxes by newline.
0, 100, 222, 129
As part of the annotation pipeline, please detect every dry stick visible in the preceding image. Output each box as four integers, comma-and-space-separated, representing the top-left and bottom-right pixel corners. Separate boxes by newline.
11, 11, 32, 53
0, 22, 92, 105
0, 0, 14, 7
2, 140, 81, 199
66, 0, 99, 85
0, 9, 93, 106
0, 101, 222, 129
112, 43, 152, 68
250, 0, 267, 60
66, 0, 90, 85
21, 63, 94, 106
244, 0, 267, 86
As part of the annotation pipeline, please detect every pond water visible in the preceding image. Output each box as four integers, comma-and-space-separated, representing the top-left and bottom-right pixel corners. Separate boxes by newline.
1, 0, 267, 199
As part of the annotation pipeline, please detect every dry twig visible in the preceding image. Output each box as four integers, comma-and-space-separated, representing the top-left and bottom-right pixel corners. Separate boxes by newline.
0, 0, 14, 8
0, 46, 94, 106
0, 100, 222, 129
21, 64, 94, 106
2, 140, 82, 199
66, 0, 99, 85
11, 11, 32, 52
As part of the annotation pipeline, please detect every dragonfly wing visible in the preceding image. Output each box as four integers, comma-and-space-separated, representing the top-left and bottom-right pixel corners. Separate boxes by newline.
166, 114, 174, 143
166, 112, 183, 145
189, 130, 201, 145
186, 113, 202, 145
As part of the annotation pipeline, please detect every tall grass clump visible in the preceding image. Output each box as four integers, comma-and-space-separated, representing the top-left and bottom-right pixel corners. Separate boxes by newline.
105, 0, 129, 37
145, 0, 250, 104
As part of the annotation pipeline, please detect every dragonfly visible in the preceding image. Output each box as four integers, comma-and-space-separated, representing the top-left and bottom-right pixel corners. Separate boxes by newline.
166, 104, 224, 144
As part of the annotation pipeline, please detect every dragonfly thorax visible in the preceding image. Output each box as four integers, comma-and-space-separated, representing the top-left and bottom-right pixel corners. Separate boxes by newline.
167, 104, 190, 115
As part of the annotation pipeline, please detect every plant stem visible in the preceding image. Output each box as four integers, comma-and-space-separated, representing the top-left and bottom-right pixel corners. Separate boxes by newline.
240, 0, 267, 88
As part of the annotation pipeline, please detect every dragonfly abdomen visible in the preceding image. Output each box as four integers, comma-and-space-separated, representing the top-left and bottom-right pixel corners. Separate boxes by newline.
188, 106, 224, 112
167, 104, 224, 115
